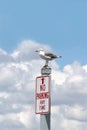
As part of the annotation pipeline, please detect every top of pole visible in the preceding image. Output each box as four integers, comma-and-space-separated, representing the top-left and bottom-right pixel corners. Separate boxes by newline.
41, 66, 51, 75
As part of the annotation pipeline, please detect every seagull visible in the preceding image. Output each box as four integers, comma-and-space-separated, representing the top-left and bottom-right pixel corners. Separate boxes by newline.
35, 48, 62, 67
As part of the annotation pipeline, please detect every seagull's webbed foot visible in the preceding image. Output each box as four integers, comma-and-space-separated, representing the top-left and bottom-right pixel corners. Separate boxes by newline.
43, 64, 48, 68
43, 60, 49, 68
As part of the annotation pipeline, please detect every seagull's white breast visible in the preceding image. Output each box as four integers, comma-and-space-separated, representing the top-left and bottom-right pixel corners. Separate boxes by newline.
39, 51, 51, 60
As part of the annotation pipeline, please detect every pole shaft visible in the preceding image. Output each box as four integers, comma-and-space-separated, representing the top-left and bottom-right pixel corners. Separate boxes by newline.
40, 112, 50, 130
40, 67, 51, 130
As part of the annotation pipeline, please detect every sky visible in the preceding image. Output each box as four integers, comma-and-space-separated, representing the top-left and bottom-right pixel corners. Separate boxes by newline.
0, 0, 87, 130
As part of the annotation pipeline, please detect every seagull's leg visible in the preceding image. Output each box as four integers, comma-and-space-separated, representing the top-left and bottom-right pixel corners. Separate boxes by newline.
44, 60, 48, 67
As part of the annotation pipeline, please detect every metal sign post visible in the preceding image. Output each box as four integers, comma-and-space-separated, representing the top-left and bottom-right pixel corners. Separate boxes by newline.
35, 66, 51, 130
40, 66, 51, 130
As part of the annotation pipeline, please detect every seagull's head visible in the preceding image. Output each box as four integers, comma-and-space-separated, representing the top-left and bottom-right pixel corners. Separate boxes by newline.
35, 48, 44, 53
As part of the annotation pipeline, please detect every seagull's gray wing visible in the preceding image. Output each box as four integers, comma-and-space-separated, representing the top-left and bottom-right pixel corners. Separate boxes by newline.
45, 52, 58, 59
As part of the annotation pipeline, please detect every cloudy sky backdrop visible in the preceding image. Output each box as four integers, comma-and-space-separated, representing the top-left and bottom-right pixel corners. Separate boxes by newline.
0, 40, 87, 130
0, 1, 87, 130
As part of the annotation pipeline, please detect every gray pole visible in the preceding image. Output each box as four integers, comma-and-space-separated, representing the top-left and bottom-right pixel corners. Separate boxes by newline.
40, 66, 51, 130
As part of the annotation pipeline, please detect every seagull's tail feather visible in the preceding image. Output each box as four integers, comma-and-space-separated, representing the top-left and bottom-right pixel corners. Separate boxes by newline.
57, 55, 62, 58
57, 56, 62, 58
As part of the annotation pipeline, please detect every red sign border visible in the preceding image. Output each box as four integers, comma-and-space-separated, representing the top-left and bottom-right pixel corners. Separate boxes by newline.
35, 75, 50, 114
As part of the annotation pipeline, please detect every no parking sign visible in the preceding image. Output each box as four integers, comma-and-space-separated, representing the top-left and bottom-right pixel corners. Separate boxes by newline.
35, 76, 50, 114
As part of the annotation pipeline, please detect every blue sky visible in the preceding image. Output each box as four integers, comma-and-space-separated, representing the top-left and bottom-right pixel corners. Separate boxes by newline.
0, 0, 87, 66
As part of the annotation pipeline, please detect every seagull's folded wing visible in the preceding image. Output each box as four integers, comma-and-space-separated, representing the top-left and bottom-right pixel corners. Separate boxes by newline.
45, 52, 58, 59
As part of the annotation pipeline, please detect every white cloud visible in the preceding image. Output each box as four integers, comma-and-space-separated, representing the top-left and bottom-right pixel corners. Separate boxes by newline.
11, 40, 51, 62
0, 40, 87, 130
0, 48, 14, 63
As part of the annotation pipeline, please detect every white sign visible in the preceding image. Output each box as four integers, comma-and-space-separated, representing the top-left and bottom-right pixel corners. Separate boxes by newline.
35, 76, 50, 114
